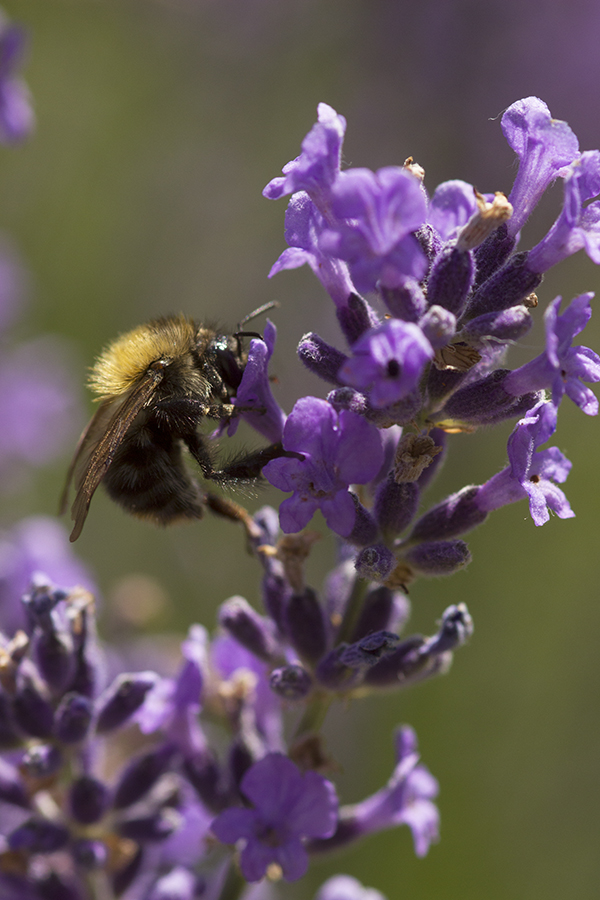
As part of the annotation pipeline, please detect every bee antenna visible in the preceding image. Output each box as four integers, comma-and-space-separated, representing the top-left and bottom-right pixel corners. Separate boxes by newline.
238, 300, 279, 329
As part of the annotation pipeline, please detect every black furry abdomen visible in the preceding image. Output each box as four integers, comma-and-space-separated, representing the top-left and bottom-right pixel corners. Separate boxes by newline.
102, 420, 205, 525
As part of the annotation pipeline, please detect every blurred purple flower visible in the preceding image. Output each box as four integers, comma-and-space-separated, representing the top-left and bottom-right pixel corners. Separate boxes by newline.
502, 97, 580, 237
504, 293, 600, 414
229, 320, 285, 443
0, 22, 34, 144
339, 319, 434, 408
0, 336, 80, 484
211, 752, 338, 882
335, 726, 439, 858
315, 875, 386, 900
0, 516, 95, 634
319, 167, 428, 293
263, 397, 383, 537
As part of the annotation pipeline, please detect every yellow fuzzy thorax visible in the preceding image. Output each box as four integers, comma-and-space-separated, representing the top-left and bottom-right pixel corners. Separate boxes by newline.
88, 315, 197, 397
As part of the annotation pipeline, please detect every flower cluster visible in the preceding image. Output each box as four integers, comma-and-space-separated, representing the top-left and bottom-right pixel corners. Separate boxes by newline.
260, 98, 600, 584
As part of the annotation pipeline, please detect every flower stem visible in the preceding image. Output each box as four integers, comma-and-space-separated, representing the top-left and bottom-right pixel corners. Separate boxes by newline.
293, 691, 332, 740
336, 575, 368, 645
217, 859, 247, 900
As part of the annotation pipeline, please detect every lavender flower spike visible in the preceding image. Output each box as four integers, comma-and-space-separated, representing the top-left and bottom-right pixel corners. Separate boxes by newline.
339, 319, 434, 408
263, 396, 383, 537
211, 752, 338, 882
502, 97, 579, 237
504, 293, 600, 415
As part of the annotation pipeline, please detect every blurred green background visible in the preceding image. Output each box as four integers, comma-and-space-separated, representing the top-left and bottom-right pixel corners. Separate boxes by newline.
3, 1, 600, 897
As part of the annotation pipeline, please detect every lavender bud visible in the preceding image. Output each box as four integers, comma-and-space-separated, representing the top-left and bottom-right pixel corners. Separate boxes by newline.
72, 838, 108, 870
435, 369, 539, 426
183, 750, 228, 812
35, 872, 81, 900
426, 363, 469, 406
297, 332, 348, 385
410, 486, 487, 542
0, 692, 20, 747
261, 572, 289, 635
380, 279, 427, 321
269, 664, 312, 700
21, 743, 62, 778
461, 305, 533, 345
419, 304, 457, 349
33, 630, 76, 693
112, 846, 144, 896
218, 596, 277, 662
404, 539, 471, 576
70, 775, 110, 824
327, 386, 368, 416
363, 635, 445, 688
119, 808, 181, 843
423, 603, 473, 654
347, 496, 379, 547
427, 244, 475, 316
374, 478, 420, 536
285, 587, 328, 664
9, 817, 69, 853
465, 251, 542, 319
13, 676, 54, 738
354, 544, 396, 582
415, 222, 443, 264
351, 585, 409, 641
113, 744, 177, 810
229, 738, 255, 789
54, 692, 93, 743
336, 292, 380, 345
473, 221, 516, 286
0, 758, 29, 807
95, 672, 158, 734
339, 631, 400, 668
21, 582, 64, 624
315, 647, 356, 690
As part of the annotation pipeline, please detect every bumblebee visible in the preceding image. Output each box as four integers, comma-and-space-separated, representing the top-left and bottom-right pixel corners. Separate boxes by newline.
61, 313, 287, 542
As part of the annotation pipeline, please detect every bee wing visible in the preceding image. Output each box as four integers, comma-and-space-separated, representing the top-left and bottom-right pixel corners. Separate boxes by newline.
65, 367, 165, 542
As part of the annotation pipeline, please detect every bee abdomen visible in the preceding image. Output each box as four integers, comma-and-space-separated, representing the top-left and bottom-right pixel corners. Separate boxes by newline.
103, 430, 205, 525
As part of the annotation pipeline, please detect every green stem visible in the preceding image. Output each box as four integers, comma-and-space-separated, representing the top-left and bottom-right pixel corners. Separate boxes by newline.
293, 692, 332, 740
217, 859, 247, 900
336, 575, 368, 645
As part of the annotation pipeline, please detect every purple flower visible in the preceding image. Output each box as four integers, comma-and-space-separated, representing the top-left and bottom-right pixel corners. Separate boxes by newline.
0, 23, 34, 144
0, 336, 80, 484
211, 752, 338, 882
427, 179, 479, 242
527, 151, 600, 272
263, 103, 346, 216
263, 397, 383, 537
478, 400, 575, 526
502, 97, 579, 237
339, 319, 434, 408
228, 321, 286, 443
337, 726, 439, 858
0, 517, 95, 634
319, 167, 428, 293
315, 875, 387, 900
269, 192, 357, 308
504, 293, 600, 414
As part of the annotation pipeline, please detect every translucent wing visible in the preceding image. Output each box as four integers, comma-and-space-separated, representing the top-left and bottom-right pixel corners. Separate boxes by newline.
62, 366, 165, 542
